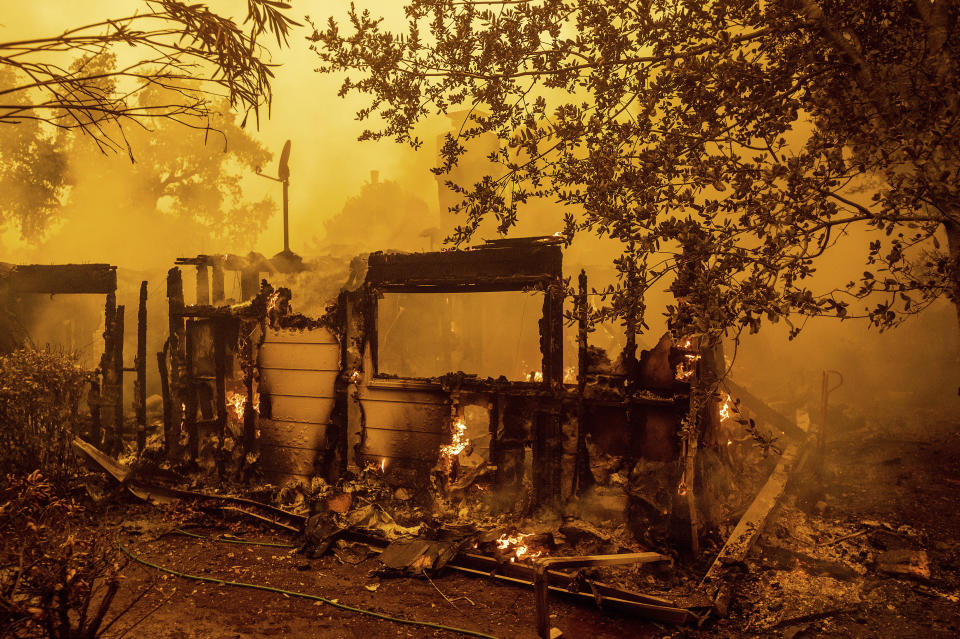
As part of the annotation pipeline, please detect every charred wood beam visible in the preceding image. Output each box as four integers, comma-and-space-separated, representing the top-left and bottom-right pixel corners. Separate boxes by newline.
166, 268, 186, 457
575, 270, 591, 494
699, 438, 809, 616
344, 291, 365, 470
370, 280, 553, 294
113, 304, 125, 454
135, 282, 147, 454
539, 279, 564, 384
157, 343, 173, 455
86, 377, 102, 447
5, 264, 117, 295
533, 553, 673, 638
333, 531, 695, 626
313, 525, 696, 625
366, 244, 562, 288
174, 256, 213, 266
330, 291, 350, 480
489, 392, 504, 484
214, 319, 228, 478
184, 321, 199, 462
533, 407, 563, 505
100, 292, 124, 454
576, 270, 588, 392
722, 378, 807, 441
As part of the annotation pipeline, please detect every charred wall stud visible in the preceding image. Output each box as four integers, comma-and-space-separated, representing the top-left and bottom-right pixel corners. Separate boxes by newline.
135, 281, 148, 454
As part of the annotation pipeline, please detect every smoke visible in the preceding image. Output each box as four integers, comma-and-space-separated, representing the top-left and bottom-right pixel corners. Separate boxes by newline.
3, 1, 957, 429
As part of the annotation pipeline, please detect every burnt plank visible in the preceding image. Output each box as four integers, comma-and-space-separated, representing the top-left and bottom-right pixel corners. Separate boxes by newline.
699, 439, 808, 614
8, 264, 117, 295
135, 282, 148, 454
366, 244, 561, 288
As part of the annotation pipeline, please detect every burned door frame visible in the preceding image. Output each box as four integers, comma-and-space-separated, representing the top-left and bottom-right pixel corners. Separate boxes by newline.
348, 239, 567, 502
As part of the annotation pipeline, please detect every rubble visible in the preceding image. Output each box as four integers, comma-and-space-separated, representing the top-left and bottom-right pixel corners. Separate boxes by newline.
37, 237, 877, 636
876, 549, 931, 581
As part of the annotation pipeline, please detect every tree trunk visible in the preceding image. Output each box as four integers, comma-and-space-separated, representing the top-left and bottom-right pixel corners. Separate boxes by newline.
944, 219, 960, 336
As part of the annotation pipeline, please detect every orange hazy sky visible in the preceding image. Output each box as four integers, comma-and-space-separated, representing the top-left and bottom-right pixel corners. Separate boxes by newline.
0, 0, 447, 257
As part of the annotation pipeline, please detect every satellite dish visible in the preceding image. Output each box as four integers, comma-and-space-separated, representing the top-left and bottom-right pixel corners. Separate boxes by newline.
278, 140, 291, 182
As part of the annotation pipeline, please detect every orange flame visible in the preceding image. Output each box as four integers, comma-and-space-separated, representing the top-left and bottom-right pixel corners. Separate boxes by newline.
266, 291, 282, 314
720, 394, 732, 422
439, 418, 469, 459
675, 353, 700, 381
226, 391, 258, 421
496, 532, 542, 562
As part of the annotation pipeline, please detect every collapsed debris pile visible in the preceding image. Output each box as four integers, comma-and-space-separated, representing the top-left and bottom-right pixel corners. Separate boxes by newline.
5, 238, 855, 637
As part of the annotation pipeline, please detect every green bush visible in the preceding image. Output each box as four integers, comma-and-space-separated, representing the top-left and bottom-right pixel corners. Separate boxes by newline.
0, 348, 94, 480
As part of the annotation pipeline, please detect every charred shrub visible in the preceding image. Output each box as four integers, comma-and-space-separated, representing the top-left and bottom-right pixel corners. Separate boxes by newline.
0, 472, 122, 639
0, 348, 94, 481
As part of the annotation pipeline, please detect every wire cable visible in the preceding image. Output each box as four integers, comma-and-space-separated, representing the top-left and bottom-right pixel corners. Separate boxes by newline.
116, 532, 500, 639
172, 528, 297, 548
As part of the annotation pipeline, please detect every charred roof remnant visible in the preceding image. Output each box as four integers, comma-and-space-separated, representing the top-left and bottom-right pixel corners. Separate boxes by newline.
1, 263, 117, 295
175, 251, 305, 304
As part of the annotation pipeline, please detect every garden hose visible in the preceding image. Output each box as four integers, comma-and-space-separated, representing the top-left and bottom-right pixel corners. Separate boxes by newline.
116, 531, 500, 639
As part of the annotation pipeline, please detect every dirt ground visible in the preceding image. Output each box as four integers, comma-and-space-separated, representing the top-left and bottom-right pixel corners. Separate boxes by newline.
703, 411, 960, 639
95, 412, 960, 639
108, 514, 659, 639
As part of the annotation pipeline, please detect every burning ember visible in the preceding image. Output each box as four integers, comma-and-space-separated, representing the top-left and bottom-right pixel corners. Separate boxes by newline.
496, 533, 542, 562
527, 371, 544, 383
266, 290, 282, 314
439, 418, 470, 461
226, 391, 258, 420
720, 393, 732, 422
675, 352, 700, 381
364, 457, 388, 473
563, 366, 576, 383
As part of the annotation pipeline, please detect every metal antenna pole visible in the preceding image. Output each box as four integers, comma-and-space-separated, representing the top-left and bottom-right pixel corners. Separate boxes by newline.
282, 177, 290, 254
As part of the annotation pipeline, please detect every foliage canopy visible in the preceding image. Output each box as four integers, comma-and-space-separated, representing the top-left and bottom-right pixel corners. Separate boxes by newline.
311, 0, 960, 341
